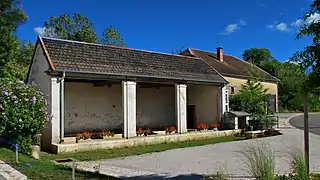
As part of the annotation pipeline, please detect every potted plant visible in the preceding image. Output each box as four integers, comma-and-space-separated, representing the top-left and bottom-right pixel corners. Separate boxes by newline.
143, 128, 151, 136
164, 125, 176, 134
197, 123, 209, 131
83, 130, 92, 140
211, 123, 220, 131
30, 133, 41, 159
136, 128, 143, 136
100, 129, 115, 139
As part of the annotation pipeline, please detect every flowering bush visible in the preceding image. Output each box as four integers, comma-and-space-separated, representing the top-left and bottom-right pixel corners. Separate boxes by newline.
164, 125, 176, 134
197, 123, 209, 131
211, 123, 220, 130
0, 78, 50, 153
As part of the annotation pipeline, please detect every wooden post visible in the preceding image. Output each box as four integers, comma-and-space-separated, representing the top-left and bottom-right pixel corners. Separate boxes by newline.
303, 93, 309, 174
72, 162, 75, 180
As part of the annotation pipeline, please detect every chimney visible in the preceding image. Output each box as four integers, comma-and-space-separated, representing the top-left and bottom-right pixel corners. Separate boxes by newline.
217, 47, 223, 62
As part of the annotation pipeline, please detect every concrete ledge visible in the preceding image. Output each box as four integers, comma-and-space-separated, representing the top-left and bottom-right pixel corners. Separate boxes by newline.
52, 130, 240, 154
0, 160, 27, 180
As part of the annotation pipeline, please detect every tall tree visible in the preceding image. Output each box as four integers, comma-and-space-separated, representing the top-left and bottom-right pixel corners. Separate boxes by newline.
101, 26, 126, 47
44, 13, 98, 43
242, 48, 274, 66
242, 48, 280, 76
0, 0, 26, 76
295, 0, 320, 87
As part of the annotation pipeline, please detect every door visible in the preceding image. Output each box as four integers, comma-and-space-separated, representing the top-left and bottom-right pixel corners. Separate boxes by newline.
187, 105, 196, 129
268, 94, 276, 113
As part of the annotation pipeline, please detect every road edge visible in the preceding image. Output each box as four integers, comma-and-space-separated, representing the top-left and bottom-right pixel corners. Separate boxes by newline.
285, 113, 320, 138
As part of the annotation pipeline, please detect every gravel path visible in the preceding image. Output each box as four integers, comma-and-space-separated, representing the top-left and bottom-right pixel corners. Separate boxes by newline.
72, 113, 320, 179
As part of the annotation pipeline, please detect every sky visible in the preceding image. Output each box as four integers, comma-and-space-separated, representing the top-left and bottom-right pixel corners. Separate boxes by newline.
17, 0, 319, 62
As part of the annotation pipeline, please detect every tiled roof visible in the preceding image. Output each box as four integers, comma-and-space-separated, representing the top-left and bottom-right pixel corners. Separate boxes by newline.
180, 48, 279, 82
39, 37, 227, 84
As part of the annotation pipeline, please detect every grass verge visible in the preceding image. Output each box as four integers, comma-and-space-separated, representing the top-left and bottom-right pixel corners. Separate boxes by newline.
0, 135, 245, 180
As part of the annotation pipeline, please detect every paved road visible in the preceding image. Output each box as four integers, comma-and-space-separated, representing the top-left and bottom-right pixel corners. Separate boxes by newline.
290, 113, 320, 135
72, 113, 320, 179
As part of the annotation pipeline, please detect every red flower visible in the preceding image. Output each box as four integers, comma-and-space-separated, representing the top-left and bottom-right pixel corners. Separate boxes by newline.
217, 123, 220, 127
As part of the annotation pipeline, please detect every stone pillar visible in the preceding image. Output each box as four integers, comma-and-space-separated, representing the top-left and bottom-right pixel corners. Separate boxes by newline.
175, 84, 187, 134
221, 86, 229, 115
122, 81, 137, 138
51, 77, 60, 143
234, 117, 239, 130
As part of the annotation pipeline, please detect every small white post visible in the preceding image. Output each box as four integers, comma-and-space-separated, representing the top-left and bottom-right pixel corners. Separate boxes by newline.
234, 117, 239, 130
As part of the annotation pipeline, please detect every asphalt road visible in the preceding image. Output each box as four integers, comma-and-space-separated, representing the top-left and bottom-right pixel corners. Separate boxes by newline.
289, 113, 320, 135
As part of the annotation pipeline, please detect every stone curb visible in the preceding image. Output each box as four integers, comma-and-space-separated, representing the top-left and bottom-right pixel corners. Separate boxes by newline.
285, 113, 320, 138
0, 160, 27, 180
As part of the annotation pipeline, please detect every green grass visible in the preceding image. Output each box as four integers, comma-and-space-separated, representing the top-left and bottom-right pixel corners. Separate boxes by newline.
0, 136, 245, 180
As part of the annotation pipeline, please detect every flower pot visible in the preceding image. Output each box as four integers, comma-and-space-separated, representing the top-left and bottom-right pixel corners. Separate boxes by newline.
213, 127, 218, 131
30, 145, 40, 159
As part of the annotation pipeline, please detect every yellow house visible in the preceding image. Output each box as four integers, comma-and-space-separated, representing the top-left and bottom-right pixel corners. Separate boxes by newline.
180, 47, 279, 113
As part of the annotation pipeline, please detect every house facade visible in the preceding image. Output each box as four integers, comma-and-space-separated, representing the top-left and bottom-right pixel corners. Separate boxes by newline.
180, 48, 279, 113
27, 37, 228, 152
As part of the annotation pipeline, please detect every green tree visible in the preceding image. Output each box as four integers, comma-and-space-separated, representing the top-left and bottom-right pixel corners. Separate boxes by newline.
295, 0, 320, 86
242, 48, 274, 66
101, 26, 126, 47
44, 13, 99, 43
277, 62, 307, 111
229, 79, 268, 115
242, 48, 280, 76
0, 0, 26, 76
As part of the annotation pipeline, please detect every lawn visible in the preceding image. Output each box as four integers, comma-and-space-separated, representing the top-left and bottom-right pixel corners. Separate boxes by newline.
0, 135, 246, 180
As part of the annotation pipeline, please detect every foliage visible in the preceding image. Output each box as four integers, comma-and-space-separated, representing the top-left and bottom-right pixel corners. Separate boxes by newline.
164, 125, 176, 134
0, 78, 50, 153
242, 48, 275, 67
101, 26, 126, 47
44, 13, 99, 43
289, 149, 309, 180
197, 123, 209, 130
0, 0, 26, 75
229, 79, 268, 115
241, 142, 276, 180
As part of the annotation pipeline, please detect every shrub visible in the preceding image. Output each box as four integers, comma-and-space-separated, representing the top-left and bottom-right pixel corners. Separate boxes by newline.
0, 78, 50, 153
241, 141, 276, 180
289, 149, 308, 180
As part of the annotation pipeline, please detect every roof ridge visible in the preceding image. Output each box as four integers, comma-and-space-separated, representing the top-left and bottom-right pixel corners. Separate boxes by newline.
189, 47, 279, 81
39, 36, 201, 60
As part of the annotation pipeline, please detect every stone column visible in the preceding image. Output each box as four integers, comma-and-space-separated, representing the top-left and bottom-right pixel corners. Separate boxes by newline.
51, 77, 60, 143
221, 86, 229, 115
122, 81, 137, 138
175, 84, 187, 134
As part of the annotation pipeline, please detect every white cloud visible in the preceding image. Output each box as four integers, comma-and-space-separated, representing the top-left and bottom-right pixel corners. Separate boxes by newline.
276, 23, 289, 31
291, 13, 320, 28
218, 20, 246, 35
291, 19, 304, 27
34, 27, 46, 36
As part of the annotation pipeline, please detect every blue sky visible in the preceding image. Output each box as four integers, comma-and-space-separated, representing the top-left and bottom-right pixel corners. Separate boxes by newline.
17, 0, 318, 62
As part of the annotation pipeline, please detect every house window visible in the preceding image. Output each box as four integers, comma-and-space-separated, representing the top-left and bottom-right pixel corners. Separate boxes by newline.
225, 93, 228, 103
230, 86, 235, 94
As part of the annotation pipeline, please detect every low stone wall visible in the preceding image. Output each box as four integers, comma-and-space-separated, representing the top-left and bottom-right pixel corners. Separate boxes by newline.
52, 130, 241, 154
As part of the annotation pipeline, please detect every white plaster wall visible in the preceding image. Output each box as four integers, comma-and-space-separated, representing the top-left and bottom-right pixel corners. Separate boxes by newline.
65, 83, 175, 134
27, 44, 52, 151
64, 82, 122, 134
137, 86, 175, 128
188, 85, 220, 125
